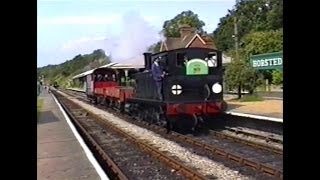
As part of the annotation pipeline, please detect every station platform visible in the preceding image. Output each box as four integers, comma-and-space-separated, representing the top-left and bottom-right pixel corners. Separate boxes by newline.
37, 90, 107, 180
225, 98, 283, 123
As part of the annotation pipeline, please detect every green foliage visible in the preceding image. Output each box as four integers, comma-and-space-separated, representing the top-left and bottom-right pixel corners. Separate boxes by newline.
240, 30, 283, 83
70, 79, 83, 88
214, 0, 283, 97
266, 0, 283, 30
162, 10, 205, 37
37, 49, 111, 88
225, 59, 263, 96
239, 95, 263, 102
150, 10, 207, 51
242, 30, 283, 59
213, 0, 283, 51
272, 70, 283, 85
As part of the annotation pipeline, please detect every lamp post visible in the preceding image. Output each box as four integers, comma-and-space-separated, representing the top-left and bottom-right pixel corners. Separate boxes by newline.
233, 0, 241, 98
233, 0, 240, 61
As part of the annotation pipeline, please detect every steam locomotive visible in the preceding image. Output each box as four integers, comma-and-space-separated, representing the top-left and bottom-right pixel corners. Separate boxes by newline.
78, 47, 227, 132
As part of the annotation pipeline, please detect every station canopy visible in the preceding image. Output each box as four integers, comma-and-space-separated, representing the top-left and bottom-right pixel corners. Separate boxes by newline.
72, 59, 145, 80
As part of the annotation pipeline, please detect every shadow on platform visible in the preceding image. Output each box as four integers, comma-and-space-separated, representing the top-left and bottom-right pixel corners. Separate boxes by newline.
226, 103, 244, 111
38, 111, 60, 124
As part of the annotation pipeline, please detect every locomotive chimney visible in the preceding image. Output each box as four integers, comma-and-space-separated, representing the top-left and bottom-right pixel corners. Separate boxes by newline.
143, 52, 152, 70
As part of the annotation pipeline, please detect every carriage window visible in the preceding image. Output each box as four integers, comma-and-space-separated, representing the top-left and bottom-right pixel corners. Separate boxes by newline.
94, 75, 98, 81
112, 74, 116, 82
206, 52, 218, 67
103, 74, 109, 81
98, 74, 104, 81
176, 53, 187, 67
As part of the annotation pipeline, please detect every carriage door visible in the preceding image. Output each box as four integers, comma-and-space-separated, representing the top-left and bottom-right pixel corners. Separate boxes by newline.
86, 74, 94, 95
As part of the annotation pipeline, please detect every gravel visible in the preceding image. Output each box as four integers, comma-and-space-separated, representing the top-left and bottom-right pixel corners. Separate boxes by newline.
58, 91, 254, 180
71, 112, 185, 180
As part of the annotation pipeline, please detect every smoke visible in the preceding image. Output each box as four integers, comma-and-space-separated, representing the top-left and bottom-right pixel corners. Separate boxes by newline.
59, 11, 161, 66
107, 11, 160, 65
159, 30, 166, 42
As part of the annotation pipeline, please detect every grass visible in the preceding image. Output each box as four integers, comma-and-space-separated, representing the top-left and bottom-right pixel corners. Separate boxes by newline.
239, 95, 264, 102
37, 98, 43, 122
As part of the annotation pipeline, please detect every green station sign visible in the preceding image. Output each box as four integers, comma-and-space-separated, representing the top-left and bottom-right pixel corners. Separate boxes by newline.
250, 51, 283, 70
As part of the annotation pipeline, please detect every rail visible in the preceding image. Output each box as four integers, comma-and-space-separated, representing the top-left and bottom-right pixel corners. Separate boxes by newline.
54, 90, 207, 180
65, 88, 283, 179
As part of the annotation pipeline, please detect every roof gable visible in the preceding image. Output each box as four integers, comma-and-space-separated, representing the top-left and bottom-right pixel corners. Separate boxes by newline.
185, 34, 206, 48
159, 29, 216, 52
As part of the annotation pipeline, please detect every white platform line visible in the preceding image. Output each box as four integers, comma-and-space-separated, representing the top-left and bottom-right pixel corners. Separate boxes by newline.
67, 88, 85, 92
263, 97, 283, 100
225, 111, 283, 123
51, 93, 109, 180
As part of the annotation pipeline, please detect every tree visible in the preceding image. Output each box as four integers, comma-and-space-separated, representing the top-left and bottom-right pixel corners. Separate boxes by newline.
240, 29, 283, 84
225, 59, 263, 98
272, 70, 283, 85
266, 0, 283, 30
37, 49, 112, 88
212, 0, 283, 51
212, 15, 235, 51
162, 10, 205, 37
242, 30, 283, 59
89, 61, 101, 69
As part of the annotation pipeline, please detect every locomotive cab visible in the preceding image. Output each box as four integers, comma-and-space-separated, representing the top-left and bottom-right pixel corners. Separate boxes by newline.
164, 48, 223, 103
130, 47, 227, 131
135, 48, 225, 105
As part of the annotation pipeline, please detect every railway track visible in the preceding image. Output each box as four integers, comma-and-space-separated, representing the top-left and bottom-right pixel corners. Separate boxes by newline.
209, 129, 282, 155
63, 89, 283, 179
216, 114, 283, 136
222, 127, 283, 145
65, 88, 283, 154
54, 91, 206, 180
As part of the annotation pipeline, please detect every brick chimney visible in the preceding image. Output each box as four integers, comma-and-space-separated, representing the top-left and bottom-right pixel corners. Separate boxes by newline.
179, 24, 195, 38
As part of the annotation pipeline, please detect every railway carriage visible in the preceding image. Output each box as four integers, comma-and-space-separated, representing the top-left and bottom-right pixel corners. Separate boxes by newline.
84, 64, 143, 109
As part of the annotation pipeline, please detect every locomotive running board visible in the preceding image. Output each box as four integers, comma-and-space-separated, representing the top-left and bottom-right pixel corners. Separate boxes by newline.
127, 97, 165, 105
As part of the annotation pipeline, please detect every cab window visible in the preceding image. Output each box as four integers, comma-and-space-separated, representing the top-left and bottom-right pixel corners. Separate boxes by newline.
206, 52, 218, 67
176, 52, 187, 67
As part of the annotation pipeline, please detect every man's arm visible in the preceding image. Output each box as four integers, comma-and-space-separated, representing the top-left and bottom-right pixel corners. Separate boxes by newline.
152, 65, 162, 81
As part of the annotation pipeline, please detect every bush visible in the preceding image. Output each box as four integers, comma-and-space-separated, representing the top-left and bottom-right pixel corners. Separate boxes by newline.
225, 59, 263, 97
272, 70, 283, 85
